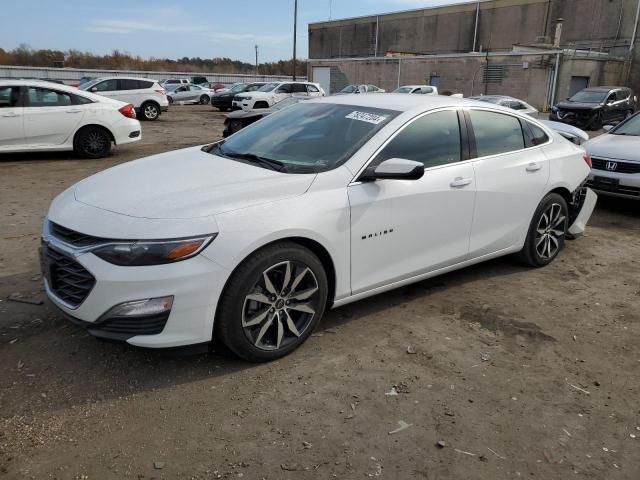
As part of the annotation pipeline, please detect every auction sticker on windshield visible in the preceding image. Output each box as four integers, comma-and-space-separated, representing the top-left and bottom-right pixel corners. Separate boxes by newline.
346, 111, 388, 125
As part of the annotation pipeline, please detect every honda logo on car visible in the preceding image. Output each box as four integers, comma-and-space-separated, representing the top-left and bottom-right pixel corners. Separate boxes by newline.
606, 161, 618, 171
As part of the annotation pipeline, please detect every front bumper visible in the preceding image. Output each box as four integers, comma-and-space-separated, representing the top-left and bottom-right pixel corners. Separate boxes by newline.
43, 244, 230, 348
587, 169, 640, 199
549, 110, 598, 128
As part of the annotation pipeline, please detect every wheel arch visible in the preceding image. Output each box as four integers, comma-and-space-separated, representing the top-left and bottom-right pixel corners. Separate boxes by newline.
72, 123, 115, 145
213, 235, 338, 328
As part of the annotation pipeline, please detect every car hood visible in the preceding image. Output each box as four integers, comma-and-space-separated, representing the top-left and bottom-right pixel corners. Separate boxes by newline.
556, 101, 602, 110
72, 146, 316, 219
583, 134, 640, 161
242, 91, 273, 99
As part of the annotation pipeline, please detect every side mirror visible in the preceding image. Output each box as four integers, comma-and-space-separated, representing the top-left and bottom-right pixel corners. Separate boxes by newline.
602, 125, 614, 132
360, 158, 425, 182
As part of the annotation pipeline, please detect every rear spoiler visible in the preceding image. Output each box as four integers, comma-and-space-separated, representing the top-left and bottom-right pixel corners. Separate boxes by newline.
541, 120, 589, 145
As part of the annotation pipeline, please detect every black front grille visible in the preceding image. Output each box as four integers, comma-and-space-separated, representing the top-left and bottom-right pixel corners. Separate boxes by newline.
42, 244, 96, 307
95, 313, 169, 336
592, 158, 640, 174
50, 222, 108, 247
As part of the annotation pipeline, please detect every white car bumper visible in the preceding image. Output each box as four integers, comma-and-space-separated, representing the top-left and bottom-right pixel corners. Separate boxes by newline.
111, 117, 142, 146
568, 188, 597, 236
43, 247, 230, 348
588, 168, 640, 200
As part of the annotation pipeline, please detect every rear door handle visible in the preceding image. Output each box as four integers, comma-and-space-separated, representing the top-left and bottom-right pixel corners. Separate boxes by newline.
1, 112, 19, 117
450, 177, 473, 188
526, 162, 542, 172
66, 109, 82, 113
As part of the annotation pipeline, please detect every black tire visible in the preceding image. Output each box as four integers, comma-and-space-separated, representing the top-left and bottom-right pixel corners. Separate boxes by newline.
217, 107, 229, 112
254, 101, 269, 109
141, 101, 160, 121
73, 126, 112, 159
199, 95, 209, 105
216, 242, 328, 362
167, 96, 174, 105
589, 112, 603, 131
516, 193, 568, 267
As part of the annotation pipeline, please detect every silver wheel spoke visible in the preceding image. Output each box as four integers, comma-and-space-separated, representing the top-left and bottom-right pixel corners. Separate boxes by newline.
282, 261, 292, 291
553, 215, 566, 228
289, 286, 318, 301
242, 307, 270, 327
551, 228, 564, 237
289, 267, 310, 292
254, 316, 274, 347
549, 235, 559, 250
536, 234, 546, 248
284, 310, 301, 337
263, 271, 277, 295
289, 302, 315, 314
275, 313, 284, 349
245, 292, 271, 305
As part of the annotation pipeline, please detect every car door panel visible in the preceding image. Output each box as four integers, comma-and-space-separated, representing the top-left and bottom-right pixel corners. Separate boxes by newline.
349, 163, 476, 294
0, 86, 24, 147
466, 110, 550, 257
23, 87, 85, 146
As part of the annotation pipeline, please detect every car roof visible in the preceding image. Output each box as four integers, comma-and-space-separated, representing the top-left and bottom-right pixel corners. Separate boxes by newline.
398, 85, 431, 88
312, 93, 511, 113
583, 86, 624, 92
0, 79, 78, 91
91, 76, 158, 82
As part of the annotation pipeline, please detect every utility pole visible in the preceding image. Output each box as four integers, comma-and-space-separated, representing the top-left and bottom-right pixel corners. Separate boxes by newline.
293, 0, 298, 81
255, 44, 259, 74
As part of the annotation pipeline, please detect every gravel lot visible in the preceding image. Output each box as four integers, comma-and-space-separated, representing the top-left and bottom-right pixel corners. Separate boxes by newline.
1, 105, 639, 479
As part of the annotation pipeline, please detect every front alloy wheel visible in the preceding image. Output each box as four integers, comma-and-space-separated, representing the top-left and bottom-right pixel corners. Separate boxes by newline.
516, 192, 568, 267
216, 242, 328, 362
242, 261, 320, 351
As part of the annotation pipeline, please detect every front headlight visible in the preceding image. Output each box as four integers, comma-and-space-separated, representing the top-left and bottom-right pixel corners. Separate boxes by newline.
92, 235, 216, 266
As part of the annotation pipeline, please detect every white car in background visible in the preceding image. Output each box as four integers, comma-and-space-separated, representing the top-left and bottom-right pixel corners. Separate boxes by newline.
160, 79, 190, 86
166, 84, 214, 105
43, 95, 595, 362
233, 81, 324, 111
468, 95, 539, 117
338, 84, 386, 94
0, 80, 141, 158
393, 85, 439, 95
80, 77, 168, 121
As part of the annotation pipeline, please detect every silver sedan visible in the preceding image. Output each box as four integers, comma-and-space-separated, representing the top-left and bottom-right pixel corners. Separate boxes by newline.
468, 95, 539, 117
583, 113, 640, 199
166, 84, 213, 105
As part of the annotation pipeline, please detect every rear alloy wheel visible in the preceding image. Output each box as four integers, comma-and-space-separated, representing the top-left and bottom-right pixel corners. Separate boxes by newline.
516, 193, 568, 267
199, 95, 209, 105
216, 242, 328, 362
142, 102, 160, 121
74, 126, 112, 159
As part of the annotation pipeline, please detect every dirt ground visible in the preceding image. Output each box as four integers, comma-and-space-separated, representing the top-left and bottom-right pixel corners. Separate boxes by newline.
0, 105, 639, 480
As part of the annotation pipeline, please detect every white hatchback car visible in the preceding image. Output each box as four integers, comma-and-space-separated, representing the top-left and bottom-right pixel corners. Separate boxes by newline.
233, 81, 324, 111
80, 77, 169, 121
42, 95, 596, 361
0, 80, 141, 158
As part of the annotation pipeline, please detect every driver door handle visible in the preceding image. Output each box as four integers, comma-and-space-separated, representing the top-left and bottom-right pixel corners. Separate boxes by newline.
450, 177, 472, 188
1, 112, 19, 117
526, 162, 542, 172
66, 109, 83, 113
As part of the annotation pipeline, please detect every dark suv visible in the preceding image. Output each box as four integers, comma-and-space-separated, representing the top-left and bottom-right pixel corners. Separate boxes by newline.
211, 82, 265, 111
550, 87, 636, 130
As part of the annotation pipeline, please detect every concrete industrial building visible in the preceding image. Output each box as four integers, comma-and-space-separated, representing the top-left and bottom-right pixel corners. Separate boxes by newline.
307, 0, 639, 109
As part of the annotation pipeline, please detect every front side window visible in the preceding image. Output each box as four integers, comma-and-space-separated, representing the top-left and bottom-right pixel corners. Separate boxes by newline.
93, 79, 118, 92
259, 83, 279, 92
340, 85, 357, 94
27, 87, 72, 107
469, 110, 524, 157
211, 103, 398, 173
0, 87, 20, 108
120, 79, 140, 90
393, 87, 412, 93
291, 84, 307, 94
373, 110, 461, 169
277, 84, 293, 94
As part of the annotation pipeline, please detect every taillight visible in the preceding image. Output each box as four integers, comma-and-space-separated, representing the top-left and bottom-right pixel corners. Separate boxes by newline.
583, 153, 592, 169
118, 104, 136, 119
155, 89, 166, 95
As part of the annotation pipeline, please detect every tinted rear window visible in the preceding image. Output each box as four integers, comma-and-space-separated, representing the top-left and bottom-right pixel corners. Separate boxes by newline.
469, 110, 525, 157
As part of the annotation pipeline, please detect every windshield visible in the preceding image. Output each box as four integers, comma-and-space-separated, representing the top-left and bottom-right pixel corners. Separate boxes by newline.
612, 114, 640, 136
79, 78, 103, 90
569, 90, 607, 103
258, 83, 279, 92
393, 87, 412, 93
210, 103, 398, 172
340, 85, 357, 93
230, 83, 246, 93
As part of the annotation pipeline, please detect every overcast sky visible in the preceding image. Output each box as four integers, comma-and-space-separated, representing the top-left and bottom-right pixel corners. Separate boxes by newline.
0, 0, 459, 63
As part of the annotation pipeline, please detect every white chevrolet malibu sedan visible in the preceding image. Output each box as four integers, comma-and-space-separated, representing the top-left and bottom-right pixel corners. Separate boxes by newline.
42, 95, 596, 361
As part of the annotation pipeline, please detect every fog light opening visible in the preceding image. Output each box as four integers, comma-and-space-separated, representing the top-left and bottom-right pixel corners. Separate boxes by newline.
101, 296, 174, 319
